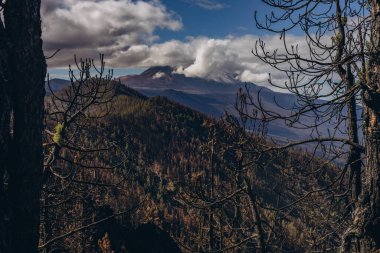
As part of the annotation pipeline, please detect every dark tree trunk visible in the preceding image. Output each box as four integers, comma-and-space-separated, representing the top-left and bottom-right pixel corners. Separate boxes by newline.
0, 0, 46, 252
355, 95, 380, 251
335, 2, 362, 204
0, 17, 12, 253
345, 66, 362, 202
244, 177, 266, 253
342, 2, 380, 252
357, 1, 380, 250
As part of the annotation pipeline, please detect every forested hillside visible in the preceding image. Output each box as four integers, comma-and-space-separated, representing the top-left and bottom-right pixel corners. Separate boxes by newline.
3, 1, 380, 252
40, 83, 347, 252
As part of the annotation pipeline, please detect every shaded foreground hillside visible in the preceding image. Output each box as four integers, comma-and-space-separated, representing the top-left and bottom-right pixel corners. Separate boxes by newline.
41, 84, 347, 252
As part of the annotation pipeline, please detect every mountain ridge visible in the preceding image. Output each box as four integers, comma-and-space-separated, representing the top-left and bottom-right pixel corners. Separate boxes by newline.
47, 66, 355, 141
118, 66, 330, 141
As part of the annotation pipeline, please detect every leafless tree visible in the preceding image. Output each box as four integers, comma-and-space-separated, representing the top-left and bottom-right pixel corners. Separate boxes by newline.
244, 1, 380, 252
39, 55, 136, 253
176, 111, 277, 253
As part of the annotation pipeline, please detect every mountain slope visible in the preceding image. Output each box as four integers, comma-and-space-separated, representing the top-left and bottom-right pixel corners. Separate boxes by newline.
47, 67, 360, 141
45, 78, 71, 95
119, 66, 345, 141
43, 84, 344, 252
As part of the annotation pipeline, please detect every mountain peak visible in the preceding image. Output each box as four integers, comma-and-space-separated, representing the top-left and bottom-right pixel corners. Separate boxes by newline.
213, 72, 240, 84
141, 66, 174, 78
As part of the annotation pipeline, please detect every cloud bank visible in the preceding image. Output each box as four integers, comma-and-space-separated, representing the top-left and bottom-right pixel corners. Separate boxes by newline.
42, 0, 182, 66
42, 0, 308, 86
109, 34, 308, 86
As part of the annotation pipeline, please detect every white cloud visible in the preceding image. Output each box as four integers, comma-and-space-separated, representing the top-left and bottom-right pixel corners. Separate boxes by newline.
42, 0, 182, 63
183, 0, 226, 10
105, 34, 310, 87
152, 72, 167, 79
42, 0, 311, 88
238, 70, 268, 83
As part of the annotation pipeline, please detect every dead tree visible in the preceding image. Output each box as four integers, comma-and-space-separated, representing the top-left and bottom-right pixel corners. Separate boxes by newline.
0, 1, 46, 252
177, 116, 271, 253
250, 1, 380, 252
40, 56, 134, 252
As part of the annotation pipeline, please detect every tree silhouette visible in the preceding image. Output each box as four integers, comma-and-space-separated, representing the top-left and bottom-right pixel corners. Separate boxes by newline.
250, 1, 380, 252
0, 1, 46, 252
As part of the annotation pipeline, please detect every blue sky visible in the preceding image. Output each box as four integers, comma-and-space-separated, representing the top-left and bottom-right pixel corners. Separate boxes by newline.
43, 0, 299, 85
157, 0, 270, 41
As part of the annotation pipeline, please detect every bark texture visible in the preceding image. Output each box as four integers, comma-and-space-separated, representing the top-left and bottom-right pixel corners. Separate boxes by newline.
0, 15, 11, 253
342, 1, 380, 252
0, 0, 46, 252
359, 1, 380, 250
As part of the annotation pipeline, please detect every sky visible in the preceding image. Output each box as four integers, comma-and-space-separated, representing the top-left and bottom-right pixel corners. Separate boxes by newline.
43, 0, 300, 86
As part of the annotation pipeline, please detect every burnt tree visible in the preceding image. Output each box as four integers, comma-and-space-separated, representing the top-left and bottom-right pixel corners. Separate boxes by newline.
0, 1, 46, 252
252, 0, 380, 252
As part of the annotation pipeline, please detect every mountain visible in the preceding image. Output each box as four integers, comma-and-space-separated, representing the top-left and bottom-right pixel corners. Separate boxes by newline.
45, 78, 71, 95
119, 66, 341, 141
46, 67, 357, 141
